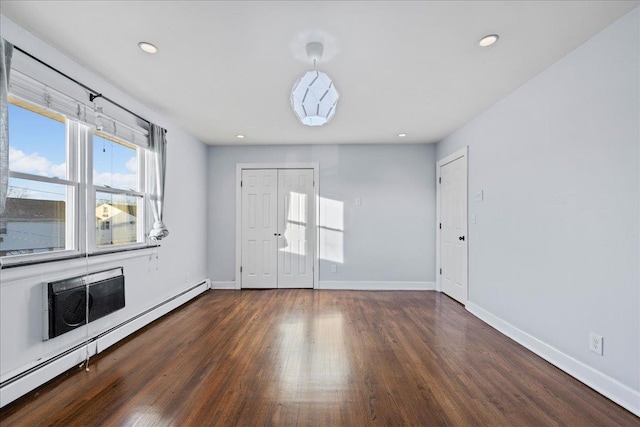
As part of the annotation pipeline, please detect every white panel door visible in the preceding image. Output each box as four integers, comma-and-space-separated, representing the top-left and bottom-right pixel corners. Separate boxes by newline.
440, 155, 468, 304
241, 169, 278, 288
277, 169, 315, 288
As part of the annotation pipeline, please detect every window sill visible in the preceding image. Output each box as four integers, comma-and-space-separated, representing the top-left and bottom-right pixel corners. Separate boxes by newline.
90, 243, 151, 256
0, 244, 160, 270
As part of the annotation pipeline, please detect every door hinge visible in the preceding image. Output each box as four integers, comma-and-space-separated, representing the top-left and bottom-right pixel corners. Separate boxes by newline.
440, 268, 442, 275
439, 177, 441, 184
240, 266, 243, 273
240, 180, 243, 187
439, 223, 442, 229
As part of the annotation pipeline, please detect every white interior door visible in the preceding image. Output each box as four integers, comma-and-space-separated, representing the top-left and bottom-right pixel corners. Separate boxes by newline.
440, 155, 468, 304
277, 169, 315, 288
240, 168, 315, 289
241, 169, 278, 288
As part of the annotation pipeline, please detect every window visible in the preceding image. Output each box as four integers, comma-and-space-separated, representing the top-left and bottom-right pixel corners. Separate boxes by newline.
0, 101, 76, 258
91, 133, 145, 250
2, 96, 149, 264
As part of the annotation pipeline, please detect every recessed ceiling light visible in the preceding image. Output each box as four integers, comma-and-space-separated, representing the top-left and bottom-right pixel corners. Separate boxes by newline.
478, 34, 499, 47
138, 42, 158, 54
398, 133, 407, 138
236, 134, 245, 139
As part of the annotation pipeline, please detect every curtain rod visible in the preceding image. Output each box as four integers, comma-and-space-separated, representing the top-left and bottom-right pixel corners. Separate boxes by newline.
13, 45, 166, 133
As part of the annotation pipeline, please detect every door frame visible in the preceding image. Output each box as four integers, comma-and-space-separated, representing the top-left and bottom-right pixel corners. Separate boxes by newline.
435, 147, 468, 300
235, 163, 320, 290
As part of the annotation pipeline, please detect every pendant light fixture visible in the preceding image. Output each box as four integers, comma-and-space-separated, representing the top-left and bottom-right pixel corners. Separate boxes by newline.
290, 42, 340, 127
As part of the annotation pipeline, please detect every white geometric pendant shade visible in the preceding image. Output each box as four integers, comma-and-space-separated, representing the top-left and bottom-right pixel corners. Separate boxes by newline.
290, 70, 340, 127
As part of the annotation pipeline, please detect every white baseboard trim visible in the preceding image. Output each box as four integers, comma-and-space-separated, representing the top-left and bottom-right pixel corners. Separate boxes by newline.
466, 301, 640, 417
0, 342, 99, 409
210, 281, 236, 290
0, 279, 210, 408
317, 281, 435, 291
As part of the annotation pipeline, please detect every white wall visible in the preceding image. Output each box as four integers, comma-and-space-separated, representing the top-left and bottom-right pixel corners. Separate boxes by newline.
208, 144, 436, 287
436, 7, 639, 405
0, 16, 209, 397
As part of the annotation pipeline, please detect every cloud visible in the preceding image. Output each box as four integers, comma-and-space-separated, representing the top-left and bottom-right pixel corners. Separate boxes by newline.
10, 147, 138, 191
93, 172, 138, 191
9, 147, 66, 178
125, 156, 137, 172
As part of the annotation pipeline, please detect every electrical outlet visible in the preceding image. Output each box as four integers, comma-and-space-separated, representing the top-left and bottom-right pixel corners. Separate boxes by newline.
331, 265, 337, 273
589, 333, 603, 355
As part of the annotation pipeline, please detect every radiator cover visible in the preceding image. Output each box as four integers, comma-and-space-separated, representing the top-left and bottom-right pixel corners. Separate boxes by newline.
46, 268, 125, 339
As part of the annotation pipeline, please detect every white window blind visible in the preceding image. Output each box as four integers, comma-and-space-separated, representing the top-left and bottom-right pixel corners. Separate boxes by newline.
95, 110, 148, 148
9, 49, 149, 148
9, 69, 94, 126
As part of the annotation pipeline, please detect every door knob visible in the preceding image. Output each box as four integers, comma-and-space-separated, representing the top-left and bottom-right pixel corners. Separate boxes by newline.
459, 236, 465, 241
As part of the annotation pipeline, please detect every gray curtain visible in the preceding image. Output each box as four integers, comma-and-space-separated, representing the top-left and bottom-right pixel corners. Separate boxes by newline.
0, 39, 13, 215
148, 123, 169, 240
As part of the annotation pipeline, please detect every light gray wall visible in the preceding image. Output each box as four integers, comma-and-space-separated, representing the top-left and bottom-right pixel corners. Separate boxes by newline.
208, 144, 436, 284
0, 16, 209, 379
436, 8, 639, 391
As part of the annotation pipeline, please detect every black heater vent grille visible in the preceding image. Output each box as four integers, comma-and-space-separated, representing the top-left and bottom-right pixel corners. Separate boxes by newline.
61, 290, 90, 326
47, 268, 125, 339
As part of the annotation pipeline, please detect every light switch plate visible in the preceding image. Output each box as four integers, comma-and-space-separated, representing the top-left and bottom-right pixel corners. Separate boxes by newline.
355, 198, 362, 206
475, 190, 484, 202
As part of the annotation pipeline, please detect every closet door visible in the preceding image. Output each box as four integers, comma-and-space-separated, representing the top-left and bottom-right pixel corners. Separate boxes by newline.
440, 155, 467, 304
277, 169, 315, 288
241, 169, 278, 288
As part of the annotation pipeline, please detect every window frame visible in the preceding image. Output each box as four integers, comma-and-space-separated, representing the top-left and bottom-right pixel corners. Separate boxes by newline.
87, 131, 147, 254
1, 97, 151, 267
1, 100, 80, 265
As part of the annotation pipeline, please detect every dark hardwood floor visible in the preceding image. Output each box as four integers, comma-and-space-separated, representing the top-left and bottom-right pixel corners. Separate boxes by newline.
1, 290, 637, 426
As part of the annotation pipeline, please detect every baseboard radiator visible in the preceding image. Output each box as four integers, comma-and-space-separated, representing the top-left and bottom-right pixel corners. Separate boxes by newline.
0, 278, 210, 408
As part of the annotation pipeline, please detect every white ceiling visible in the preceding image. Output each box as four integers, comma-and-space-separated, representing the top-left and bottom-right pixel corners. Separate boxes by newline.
1, 1, 637, 145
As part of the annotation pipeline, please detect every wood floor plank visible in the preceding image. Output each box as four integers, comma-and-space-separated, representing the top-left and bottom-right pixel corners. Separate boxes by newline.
1, 290, 638, 426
